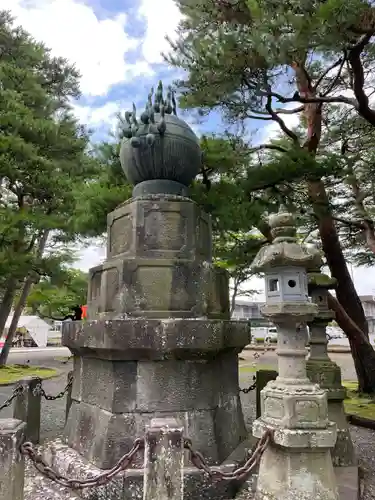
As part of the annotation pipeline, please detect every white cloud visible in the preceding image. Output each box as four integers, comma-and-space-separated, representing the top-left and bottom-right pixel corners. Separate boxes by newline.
1, 0, 153, 96
74, 245, 106, 272
139, 0, 182, 64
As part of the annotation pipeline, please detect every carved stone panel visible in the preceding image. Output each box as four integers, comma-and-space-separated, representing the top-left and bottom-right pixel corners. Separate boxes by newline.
143, 209, 187, 252
104, 267, 119, 312
108, 213, 133, 257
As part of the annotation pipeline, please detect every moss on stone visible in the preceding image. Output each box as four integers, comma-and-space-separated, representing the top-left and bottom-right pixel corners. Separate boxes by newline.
308, 272, 337, 288
343, 381, 375, 419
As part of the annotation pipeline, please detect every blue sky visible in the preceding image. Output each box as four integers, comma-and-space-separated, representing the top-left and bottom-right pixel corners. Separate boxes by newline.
2, 0, 374, 297
2, 0, 225, 142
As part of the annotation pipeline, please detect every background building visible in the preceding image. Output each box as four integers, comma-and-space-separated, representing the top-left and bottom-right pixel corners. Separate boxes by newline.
232, 296, 375, 333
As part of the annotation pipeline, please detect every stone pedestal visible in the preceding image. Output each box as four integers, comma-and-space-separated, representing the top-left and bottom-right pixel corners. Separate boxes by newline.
62, 194, 250, 498
307, 322, 356, 467
253, 313, 338, 500
306, 271, 356, 467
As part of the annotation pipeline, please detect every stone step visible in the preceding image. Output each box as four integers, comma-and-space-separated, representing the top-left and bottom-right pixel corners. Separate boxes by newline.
24, 461, 80, 500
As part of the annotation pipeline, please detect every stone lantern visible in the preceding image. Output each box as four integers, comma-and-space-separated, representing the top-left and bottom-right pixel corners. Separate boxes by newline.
57, 82, 250, 500
251, 206, 338, 500
306, 265, 356, 467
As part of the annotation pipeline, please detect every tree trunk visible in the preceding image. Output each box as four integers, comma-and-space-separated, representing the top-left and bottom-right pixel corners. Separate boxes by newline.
0, 277, 35, 365
328, 294, 375, 392
0, 230, 49, 366
308, 179, 375, 391
0, 278, 18, 338
291, 60, 375, 392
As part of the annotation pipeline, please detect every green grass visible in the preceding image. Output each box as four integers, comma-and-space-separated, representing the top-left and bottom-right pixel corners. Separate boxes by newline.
0, 365, 57, 385
343, 381, 375, 419
239, 364, 276, 373
238, 369, 375, 420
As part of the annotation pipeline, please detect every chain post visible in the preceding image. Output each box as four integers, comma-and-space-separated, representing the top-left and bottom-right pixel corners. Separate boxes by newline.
13, 377, 41, 444
0, 419, 26, 500
143, 418, 184, 500
255, 369, 278, 419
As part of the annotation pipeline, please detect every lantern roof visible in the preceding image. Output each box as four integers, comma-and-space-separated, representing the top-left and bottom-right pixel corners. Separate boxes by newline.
251, 205, 323, 273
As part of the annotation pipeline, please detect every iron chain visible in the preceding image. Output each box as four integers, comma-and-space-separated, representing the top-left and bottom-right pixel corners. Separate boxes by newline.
20, 428, 272, 489
184, 428, 273, 481
0, 384, 25, 412
239, 375, 256, 393
20, 438, 143, 489
239, 337, 272, 394
33, 373, 73, 400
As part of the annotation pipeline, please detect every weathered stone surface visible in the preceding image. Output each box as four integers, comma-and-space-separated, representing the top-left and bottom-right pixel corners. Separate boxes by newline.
251, 208, 322, 273
106, 197, 211, 261
260, 381, 329, 429
0, 419, 25, 500
307, 276, 356, 468
65, 393, 245, 468
63, 318, 250, 359
86, 195, 218, 320
255, 446, 338, 500
260, 301, 317, 323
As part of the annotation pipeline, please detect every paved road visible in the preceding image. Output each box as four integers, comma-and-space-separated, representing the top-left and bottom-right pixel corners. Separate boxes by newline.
6, 347, 71, 368
240, 349, 358, 381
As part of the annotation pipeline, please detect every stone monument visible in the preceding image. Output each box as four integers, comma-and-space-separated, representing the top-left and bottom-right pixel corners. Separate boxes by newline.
306, 267, 356, 467
250, 206, 339, 500
57, 82, 250, 499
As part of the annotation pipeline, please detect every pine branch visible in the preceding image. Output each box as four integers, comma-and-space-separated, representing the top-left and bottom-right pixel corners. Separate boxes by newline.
314, 57, 344, 91
265, 94, 300, 144
249, 144, 289, 154
347, 32, 375, 126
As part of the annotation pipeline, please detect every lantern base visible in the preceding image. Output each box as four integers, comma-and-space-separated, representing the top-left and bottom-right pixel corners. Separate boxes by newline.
254, 443, 339, 500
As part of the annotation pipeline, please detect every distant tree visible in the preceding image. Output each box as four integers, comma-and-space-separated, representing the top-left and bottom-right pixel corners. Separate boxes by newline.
0, 11, 99, 364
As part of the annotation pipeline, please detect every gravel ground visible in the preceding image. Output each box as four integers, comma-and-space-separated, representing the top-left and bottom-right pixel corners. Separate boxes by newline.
349, 426, 375, 500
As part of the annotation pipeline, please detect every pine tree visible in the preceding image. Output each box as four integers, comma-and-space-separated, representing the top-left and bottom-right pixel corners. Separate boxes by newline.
166, 0, 375, 391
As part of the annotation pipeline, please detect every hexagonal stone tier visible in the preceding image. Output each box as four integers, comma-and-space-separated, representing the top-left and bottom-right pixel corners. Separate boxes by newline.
106, 196, 211, 261
87, 195, 229, 320
63, 318, 250, 469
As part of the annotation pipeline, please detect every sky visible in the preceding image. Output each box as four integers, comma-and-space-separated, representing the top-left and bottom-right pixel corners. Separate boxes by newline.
2, 0, 375, 300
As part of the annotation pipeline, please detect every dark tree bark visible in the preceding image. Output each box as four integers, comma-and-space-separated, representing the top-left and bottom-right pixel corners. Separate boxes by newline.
0, 230, 49, 366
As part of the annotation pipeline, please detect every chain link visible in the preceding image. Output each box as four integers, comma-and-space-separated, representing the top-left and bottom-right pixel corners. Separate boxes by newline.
20, 438, 143, 489
33, 373, 73, 400
239, 337, 272, 394
0, 384, 25, 412
184, 429, 273, 481
239, 374, 256, 393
